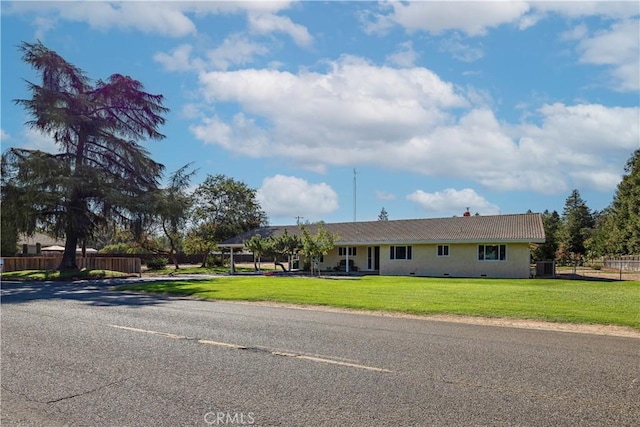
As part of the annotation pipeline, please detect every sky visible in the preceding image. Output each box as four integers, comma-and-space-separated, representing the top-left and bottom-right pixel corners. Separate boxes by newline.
1, 1, 639, 226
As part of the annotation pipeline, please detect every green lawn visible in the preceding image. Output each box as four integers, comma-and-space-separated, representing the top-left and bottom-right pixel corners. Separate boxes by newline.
145, 264, 272, 275
117, 276, 640, 329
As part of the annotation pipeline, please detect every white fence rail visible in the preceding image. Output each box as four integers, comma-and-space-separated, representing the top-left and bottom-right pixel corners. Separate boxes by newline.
604, 256, 640, 272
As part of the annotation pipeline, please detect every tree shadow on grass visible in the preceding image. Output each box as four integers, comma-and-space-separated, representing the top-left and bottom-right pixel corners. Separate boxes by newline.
0, 278, 213, 307
555, 273, 621, 282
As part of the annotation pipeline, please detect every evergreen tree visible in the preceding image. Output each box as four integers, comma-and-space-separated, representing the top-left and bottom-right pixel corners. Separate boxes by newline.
560, 189, 595, 259
532, 210, 560, 261
378, 207, 389, 221
3, 41, 167, 270
590, 149, 640, 255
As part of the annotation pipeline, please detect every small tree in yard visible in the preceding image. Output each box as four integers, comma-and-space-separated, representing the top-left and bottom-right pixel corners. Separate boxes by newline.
183, 223, 219, 268
274, 229, 302, 271
154, 164, 196, 269
245, 234, 265, 271
3, 41, 168, 271
300, 222, 337, 276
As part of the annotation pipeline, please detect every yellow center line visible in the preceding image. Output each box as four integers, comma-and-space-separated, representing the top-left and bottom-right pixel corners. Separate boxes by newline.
107, 324, 392, 373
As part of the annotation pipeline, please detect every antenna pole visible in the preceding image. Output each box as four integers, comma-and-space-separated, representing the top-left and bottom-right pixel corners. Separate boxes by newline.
353, 168, 357, 222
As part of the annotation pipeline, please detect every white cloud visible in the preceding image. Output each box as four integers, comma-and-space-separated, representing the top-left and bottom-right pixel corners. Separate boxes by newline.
386, 41, 418, 67
569, 170, 623, 193
154, 44, 202, 72
365, 1, 531, 36
532, 2, 640, 20
407, 188, 500, 216
532, 103, 639, 152
154, 36, 269, 72
19, 128, 58, 152
0, 129, 10, 142
363, 1, 639, 37
35, 2, 197, 37
180, 103, 202, 120
575, 19, 640, 92
440, 34, 484, 62
256, 175, 339, 220
248, 11, 313, 47
375, 191, 396, 201
207, 34, 270, 70
561, 24, 589, 42
6, 1, 300, 39
190, 56, 637, 195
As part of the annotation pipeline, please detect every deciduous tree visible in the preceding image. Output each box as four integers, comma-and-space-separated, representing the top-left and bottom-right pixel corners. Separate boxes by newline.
154, 164, 196, 269
188, 174, 267, 266
300, 222, 337, 275
245, 234, 266, 271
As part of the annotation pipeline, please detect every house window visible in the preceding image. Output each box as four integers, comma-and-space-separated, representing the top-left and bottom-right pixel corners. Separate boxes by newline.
338, 247, 357, 256
437, 245, 449, 257
390, 245, 412, 260
478, 244, 507, 261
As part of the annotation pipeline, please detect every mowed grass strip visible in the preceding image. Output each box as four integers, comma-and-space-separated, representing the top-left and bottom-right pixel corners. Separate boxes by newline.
116, 276, 640, 328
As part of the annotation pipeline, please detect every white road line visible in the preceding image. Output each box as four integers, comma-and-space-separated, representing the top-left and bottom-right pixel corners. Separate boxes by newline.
198, 339, 246, 350
108, 324, 187, 340
107, 324, 391, 373
273, 352, 392, 372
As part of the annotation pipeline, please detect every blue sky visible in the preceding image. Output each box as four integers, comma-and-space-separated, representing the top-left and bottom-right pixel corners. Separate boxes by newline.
2, 1, 639, 225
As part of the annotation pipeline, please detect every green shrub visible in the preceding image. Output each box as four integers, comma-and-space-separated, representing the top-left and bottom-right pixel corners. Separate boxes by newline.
146, 257, 169, 270
99, 243, 152, 255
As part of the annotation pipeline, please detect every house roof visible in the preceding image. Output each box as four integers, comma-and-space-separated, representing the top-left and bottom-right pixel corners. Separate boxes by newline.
220, 213, 545, 247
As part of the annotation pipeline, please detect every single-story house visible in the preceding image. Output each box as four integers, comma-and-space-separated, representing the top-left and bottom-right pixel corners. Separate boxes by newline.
16, 233, 65, 255
15, 233, 97, 256
220, 213, 545, 279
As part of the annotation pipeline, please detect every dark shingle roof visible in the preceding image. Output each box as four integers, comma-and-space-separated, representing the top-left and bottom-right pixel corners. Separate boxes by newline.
221, 213, 545, 246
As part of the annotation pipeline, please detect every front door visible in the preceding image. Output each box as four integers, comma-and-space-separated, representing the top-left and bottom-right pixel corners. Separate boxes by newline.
367, 246, 380, 271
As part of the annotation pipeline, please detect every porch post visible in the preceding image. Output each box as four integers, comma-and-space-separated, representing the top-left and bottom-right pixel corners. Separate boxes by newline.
346, 248, 350, 273
230, 248, 235, 275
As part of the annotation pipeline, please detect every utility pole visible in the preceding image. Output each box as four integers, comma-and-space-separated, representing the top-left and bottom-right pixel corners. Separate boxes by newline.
353, 168, 357, 222
294, 216, 304, 225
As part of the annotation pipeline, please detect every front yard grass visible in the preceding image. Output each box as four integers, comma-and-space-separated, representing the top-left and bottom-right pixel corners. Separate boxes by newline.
117, 276, 640, 329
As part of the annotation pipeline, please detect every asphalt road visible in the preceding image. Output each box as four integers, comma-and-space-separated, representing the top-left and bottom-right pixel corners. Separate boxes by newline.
2, 279, 639, 426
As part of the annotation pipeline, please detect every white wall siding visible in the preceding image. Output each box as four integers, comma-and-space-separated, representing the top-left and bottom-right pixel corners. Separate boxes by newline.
379, 243, 532, 278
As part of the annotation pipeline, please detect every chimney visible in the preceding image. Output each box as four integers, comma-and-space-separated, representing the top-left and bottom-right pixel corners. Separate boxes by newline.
463, 207, 471, 217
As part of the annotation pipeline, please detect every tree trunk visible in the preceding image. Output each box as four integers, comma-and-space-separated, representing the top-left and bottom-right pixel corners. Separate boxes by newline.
58, 232, 79, 271
201, 252, 209, 268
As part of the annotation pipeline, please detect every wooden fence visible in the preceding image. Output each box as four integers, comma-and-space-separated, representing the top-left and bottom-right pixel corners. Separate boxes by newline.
604, 256, 640, 272
1, 257, 141, 274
